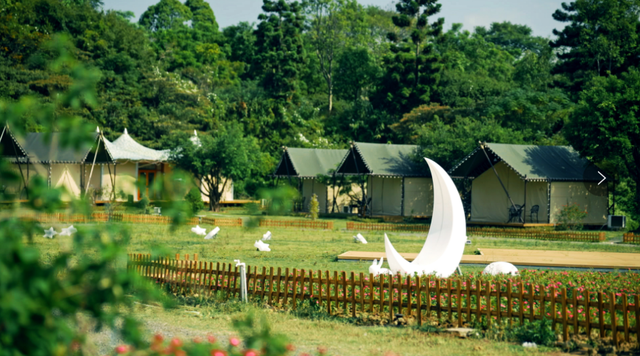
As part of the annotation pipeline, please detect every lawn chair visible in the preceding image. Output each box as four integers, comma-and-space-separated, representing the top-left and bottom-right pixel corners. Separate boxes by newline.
507, 204, 525, 223
530, 205, 539, 223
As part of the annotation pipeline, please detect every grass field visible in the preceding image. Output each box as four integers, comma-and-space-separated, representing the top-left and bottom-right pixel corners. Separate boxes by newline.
29, 216, 640, 356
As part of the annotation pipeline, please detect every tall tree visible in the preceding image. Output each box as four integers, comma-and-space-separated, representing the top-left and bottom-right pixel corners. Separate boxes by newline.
169, 123, 261, 211
304, 0, 364, 112
565, 69, 640, 220
475, 22, 548, 57
373, 0, 444, 116
550, 0, 640, 96
254, 0, 307, 101
139, 0, 191, 32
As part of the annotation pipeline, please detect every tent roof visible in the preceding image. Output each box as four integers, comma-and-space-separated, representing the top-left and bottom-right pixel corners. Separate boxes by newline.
336, 142, 430, 177
15, 132, 114, 164
0, 126, 28, 159
273, 147, 348, 178
448, 142, 604, 182
104, 129, 169, 162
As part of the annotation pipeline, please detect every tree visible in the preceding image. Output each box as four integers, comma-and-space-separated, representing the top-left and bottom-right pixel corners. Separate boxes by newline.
304, 0, 364, 111
169, 123, 261, 211
565, 68, 640, 221
334, 47, 379, 101
254, 0, 307, 101
550, 0, 640, 96
475, 22, 548, 57
373, 0, 444, 116
139, 0, 192, 32
223, 22, 257, 78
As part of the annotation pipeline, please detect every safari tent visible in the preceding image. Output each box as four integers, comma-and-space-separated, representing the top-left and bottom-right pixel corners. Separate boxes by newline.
104, 129, 233, 203
335, 142, 433, 217
448, 142, 608, 225
273, 147, 354, 213
1, 126, 115, 201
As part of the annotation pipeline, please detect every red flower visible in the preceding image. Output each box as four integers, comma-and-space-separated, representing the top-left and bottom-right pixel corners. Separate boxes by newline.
208, 335, 217, 343
154, 334, 164, 343
171, 338, 183, 348
115, 345, 130, 354
286, 344, 296, 351
229, 337, 241, 347
245, 350, 258, 356
211, 350, 227, 356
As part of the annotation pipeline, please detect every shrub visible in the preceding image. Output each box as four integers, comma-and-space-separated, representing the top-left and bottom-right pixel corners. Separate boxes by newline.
185, 187, 204, 215
138, 195, 150, 213
556, 203, 587, 230
514, 318, 556, 346
309, 194, 319, 220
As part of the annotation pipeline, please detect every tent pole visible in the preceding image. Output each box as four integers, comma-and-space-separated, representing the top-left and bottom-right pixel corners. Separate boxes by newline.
26, 159, 29, 199
523, 179, 527, 223
480, 142, 519, 221
401, 177, 405, 217
547, 180, 551, 224
48, 163, 52, 188
85, 136, 100, 195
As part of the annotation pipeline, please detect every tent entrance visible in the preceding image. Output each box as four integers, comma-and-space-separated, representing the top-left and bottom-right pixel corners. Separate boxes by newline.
138, 164, 162, 200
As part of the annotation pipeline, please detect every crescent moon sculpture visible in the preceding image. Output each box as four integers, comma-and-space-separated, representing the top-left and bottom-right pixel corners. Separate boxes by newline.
384, 158, 467, 278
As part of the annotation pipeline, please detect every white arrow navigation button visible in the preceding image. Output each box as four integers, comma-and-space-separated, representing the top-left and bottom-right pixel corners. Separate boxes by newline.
598, 171, 606, 185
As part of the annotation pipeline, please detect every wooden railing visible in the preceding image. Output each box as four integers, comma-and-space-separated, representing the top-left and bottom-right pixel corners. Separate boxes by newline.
19, 212, 199, 225
129, 254, 639, 344
201, 217, 243, 227
468, 228, 606, 242
624, 233, 640, 244
259, 219, 333, 230
346, 221, 430, 232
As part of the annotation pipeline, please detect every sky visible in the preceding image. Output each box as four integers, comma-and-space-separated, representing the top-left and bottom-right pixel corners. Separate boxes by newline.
102, 0, 566, 38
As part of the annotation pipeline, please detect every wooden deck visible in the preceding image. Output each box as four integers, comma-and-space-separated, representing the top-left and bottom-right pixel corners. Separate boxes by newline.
337, 248, 640, 269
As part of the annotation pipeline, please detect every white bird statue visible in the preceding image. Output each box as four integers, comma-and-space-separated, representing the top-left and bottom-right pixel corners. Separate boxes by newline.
191, 225, 207, 235
483, 261, 519, 276
368, 257, 392, 277
262, 231, 272, 241
59, 225, 77, 236
254, 240, 271, 252
353, 233, 367, 244
43, 227, 58, 239
204, 226, 220, 240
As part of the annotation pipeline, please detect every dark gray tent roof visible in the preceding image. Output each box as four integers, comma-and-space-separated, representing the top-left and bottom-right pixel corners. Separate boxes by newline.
448, 143, 603, 182
273, 147, 348, 178
336, 142, 430, 177
0, 126, 28, 159
16, 132, 114, 164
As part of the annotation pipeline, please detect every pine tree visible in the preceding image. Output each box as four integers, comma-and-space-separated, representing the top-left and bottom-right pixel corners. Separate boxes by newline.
374, 0, 444, 116
254, 0, 307, 101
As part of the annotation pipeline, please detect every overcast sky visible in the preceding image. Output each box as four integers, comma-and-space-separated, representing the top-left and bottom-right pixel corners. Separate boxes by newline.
102, 0, 566, 38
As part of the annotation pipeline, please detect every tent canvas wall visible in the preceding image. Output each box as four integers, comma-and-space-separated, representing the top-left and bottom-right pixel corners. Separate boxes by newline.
273, 147, 351, 213
335, 142, 433, 217
449, 142, 608, 225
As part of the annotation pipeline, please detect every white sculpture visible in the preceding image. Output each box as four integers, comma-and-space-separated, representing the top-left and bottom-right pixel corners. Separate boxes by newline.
59, 225, 77, 236
204, 226, 220, 240
483, 261, 519, 276
368, 257, 391, 276
262, 231, 272, 241
191, 225, 206, 235
384, 158, 467, 278
254, 240, 271, 252
43, 227, 58, 239
353, 233, 367, 244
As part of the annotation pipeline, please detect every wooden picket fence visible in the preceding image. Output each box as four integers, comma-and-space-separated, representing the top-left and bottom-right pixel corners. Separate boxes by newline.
259, 219, 333, 230
128, 254, 640, 344
346, 221, 430, 232
624, 233, 640, 244
467, 228, 606, 242
20, 212, 111, 223
201, 217, 243, 227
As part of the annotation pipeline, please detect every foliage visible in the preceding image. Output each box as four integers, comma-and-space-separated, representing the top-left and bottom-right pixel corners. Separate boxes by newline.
555, 203, 588, 231
138, 195, 151, 213
373, 0, 444, 116
168, 123, 262, 212
474, 318, 556, 347
254, 0, 307, 101
565, 69, 640, 220
258, 186, 300, 216
185, 187, 204, 215
309, 193, 319, 220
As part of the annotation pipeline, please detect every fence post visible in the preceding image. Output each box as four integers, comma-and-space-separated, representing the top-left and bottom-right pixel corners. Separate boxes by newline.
234, 260, 248, 303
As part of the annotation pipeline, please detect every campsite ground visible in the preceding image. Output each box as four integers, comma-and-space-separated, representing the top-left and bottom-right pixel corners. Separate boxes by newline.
30, 210, 640, 355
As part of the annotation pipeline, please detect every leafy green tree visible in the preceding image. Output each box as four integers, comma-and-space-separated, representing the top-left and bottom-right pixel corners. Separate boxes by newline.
334, 47, 379, 101
139, 0, 192, 32
168, 123, 262, 211
223, 22, 257, 78
475, 22, 548, 57
550, 0, 640, 96
254, 0, 307, 101
565, 68, 640, 220
374, 0, 444, 116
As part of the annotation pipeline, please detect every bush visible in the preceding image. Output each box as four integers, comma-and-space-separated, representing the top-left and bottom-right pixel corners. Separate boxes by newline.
138, 195, 150, 212
514, 318, 556, 346
185, 187, 204, 215
309, 194, 319, 220
556, 203, 587, 230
